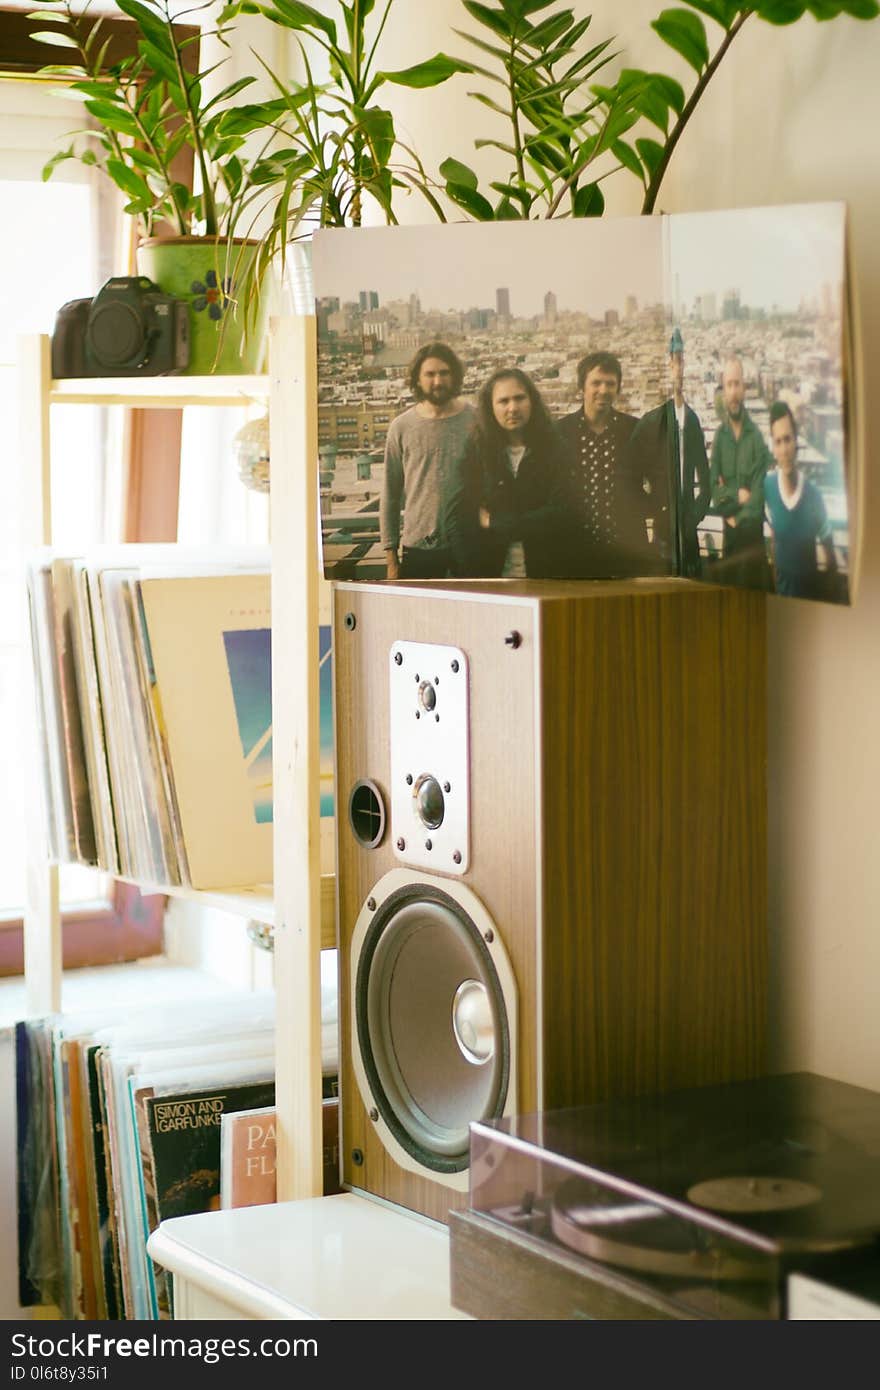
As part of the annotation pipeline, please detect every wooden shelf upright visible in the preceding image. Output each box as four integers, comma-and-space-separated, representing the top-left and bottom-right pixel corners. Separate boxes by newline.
18, 318, 331, 1201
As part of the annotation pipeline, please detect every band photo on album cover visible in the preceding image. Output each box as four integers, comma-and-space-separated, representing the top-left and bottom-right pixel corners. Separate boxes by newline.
312, 201, 851, 606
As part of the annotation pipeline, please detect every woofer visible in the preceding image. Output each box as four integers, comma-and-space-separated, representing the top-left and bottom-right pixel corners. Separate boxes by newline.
350, 869, 517, 1186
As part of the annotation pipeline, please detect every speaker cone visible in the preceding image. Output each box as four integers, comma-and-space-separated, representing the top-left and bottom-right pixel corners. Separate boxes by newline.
354, 882, 511, 1174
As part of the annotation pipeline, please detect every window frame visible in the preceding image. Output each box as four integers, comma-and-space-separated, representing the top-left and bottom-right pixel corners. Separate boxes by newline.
0, 883, 165, 977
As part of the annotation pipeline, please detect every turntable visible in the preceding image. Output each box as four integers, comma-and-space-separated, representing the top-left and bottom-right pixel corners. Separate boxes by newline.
450, 1073, 880, 1320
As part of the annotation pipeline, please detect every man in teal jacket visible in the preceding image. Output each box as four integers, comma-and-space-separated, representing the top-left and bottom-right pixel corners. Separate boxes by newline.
709, 356, 772, 591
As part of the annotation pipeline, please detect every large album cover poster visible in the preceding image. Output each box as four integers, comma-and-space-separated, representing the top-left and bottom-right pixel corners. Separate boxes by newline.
312, 203, 853, 605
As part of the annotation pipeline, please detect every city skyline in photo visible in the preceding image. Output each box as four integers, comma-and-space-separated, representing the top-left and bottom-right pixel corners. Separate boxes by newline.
313, 202, 846, 327
312, 215, 665, 322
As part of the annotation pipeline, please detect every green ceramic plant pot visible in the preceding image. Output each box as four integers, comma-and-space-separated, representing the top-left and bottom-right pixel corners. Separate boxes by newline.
136, 237, 268, 376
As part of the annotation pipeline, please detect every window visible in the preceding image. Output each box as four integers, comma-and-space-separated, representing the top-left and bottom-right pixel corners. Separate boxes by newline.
0, 7, 269, 979
0, 55, 163, 972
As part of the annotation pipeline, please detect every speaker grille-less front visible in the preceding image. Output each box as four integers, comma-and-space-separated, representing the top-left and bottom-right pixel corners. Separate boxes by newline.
353, 879, 513, 1175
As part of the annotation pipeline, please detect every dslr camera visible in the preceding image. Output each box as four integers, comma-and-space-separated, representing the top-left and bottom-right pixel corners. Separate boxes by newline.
51, 275, 190, 378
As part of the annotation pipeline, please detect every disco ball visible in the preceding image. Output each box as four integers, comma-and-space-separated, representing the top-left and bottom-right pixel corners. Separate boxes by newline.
233, 411, 270, 493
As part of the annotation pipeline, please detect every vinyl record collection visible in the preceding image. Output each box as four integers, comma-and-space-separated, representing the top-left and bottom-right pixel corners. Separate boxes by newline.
15, 963, 339, 1320
25, 546, 334, 893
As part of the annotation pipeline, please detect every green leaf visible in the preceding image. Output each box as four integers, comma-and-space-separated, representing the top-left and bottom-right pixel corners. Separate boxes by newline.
679, 0, 738, 25
215, 100, 285, 136
223, 154, 244, 196
201, 77, 257, 115
67, 79, 121, 101
342, 0, 375, 51
493, 195, 522, 219
115, 0, 175, 54
561, 37, 616, 84
765, 0, 880, 15
105, 158, 153, 205
41, 147, 75, 181
526, 11, 579, 49
82, 98, 140, 136
635, 85, 673, 132
636, 136, 664, 177
611, 138, 644, 179
651, 8, 710, 72
261, 0, 338, 41
30, 63, 87, 79
505, 0, 559, 15
461, 3, 513, 39
453, 29, 515, 66
439, 156, 480, 189
648, 72, 686, 115
138, 38, 183, 91
522, 151, 557, 196
573, 181, 604, 216
126, 148, 162, 173
611, 69, 685, 132
381, 54, 474, 87
526, 136, 567, 172
752, 0, 806, 18
29, 30, 79, 47
169, 180, 192, 210
444, 180, 496, 219
467, 90, 511, 116
489, 179, 533, 208
474, 137, 518, 156
355, 106, 396, 169
832, 0, 879, 15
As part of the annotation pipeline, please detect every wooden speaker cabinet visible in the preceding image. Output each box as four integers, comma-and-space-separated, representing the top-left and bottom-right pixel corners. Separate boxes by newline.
333, 579, 767, 1225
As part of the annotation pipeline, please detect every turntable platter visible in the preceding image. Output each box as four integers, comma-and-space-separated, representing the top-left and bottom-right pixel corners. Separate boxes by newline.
551, 1178, 769, 1282
687, 1176, 822, 1214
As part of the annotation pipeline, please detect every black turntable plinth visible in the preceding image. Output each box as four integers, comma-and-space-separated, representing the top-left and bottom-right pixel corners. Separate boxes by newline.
453, 1072, 880, 1320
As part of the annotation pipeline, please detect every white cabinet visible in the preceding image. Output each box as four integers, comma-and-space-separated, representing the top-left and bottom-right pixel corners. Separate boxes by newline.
146, 1194, 466, 1320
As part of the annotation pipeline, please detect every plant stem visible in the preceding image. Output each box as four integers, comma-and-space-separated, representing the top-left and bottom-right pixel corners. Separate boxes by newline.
165, 0, 217, 234
641, 9, 752, 215
71, 4, 187, 237
545, 103, 613, 217
350, 0, 365, 225
508, 32, 526, 187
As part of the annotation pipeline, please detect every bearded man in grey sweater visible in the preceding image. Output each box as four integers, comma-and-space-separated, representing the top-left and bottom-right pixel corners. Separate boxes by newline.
380, 342, 475, 580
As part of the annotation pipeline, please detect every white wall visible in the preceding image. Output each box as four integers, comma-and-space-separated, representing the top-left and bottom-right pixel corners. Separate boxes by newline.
660, 9, 880, 1087
373, 1, 880, 1086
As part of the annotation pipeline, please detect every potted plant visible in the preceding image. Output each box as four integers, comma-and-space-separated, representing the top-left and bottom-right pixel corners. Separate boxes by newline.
28, 0, 315, 372
29, 0, 471, 372
214, 0, 472, 292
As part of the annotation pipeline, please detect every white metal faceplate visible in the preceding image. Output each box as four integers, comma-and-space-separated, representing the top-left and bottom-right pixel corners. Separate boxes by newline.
389, 640, 469, 875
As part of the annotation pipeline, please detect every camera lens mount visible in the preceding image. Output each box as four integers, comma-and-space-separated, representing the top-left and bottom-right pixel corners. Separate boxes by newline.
87, 300, 146, 368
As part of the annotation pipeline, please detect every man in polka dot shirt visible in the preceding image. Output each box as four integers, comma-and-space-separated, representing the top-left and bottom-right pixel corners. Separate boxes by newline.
557, 351, 646, 577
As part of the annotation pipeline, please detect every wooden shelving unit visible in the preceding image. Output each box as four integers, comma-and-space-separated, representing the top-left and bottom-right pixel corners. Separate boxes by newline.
18, 317, 329, 1202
